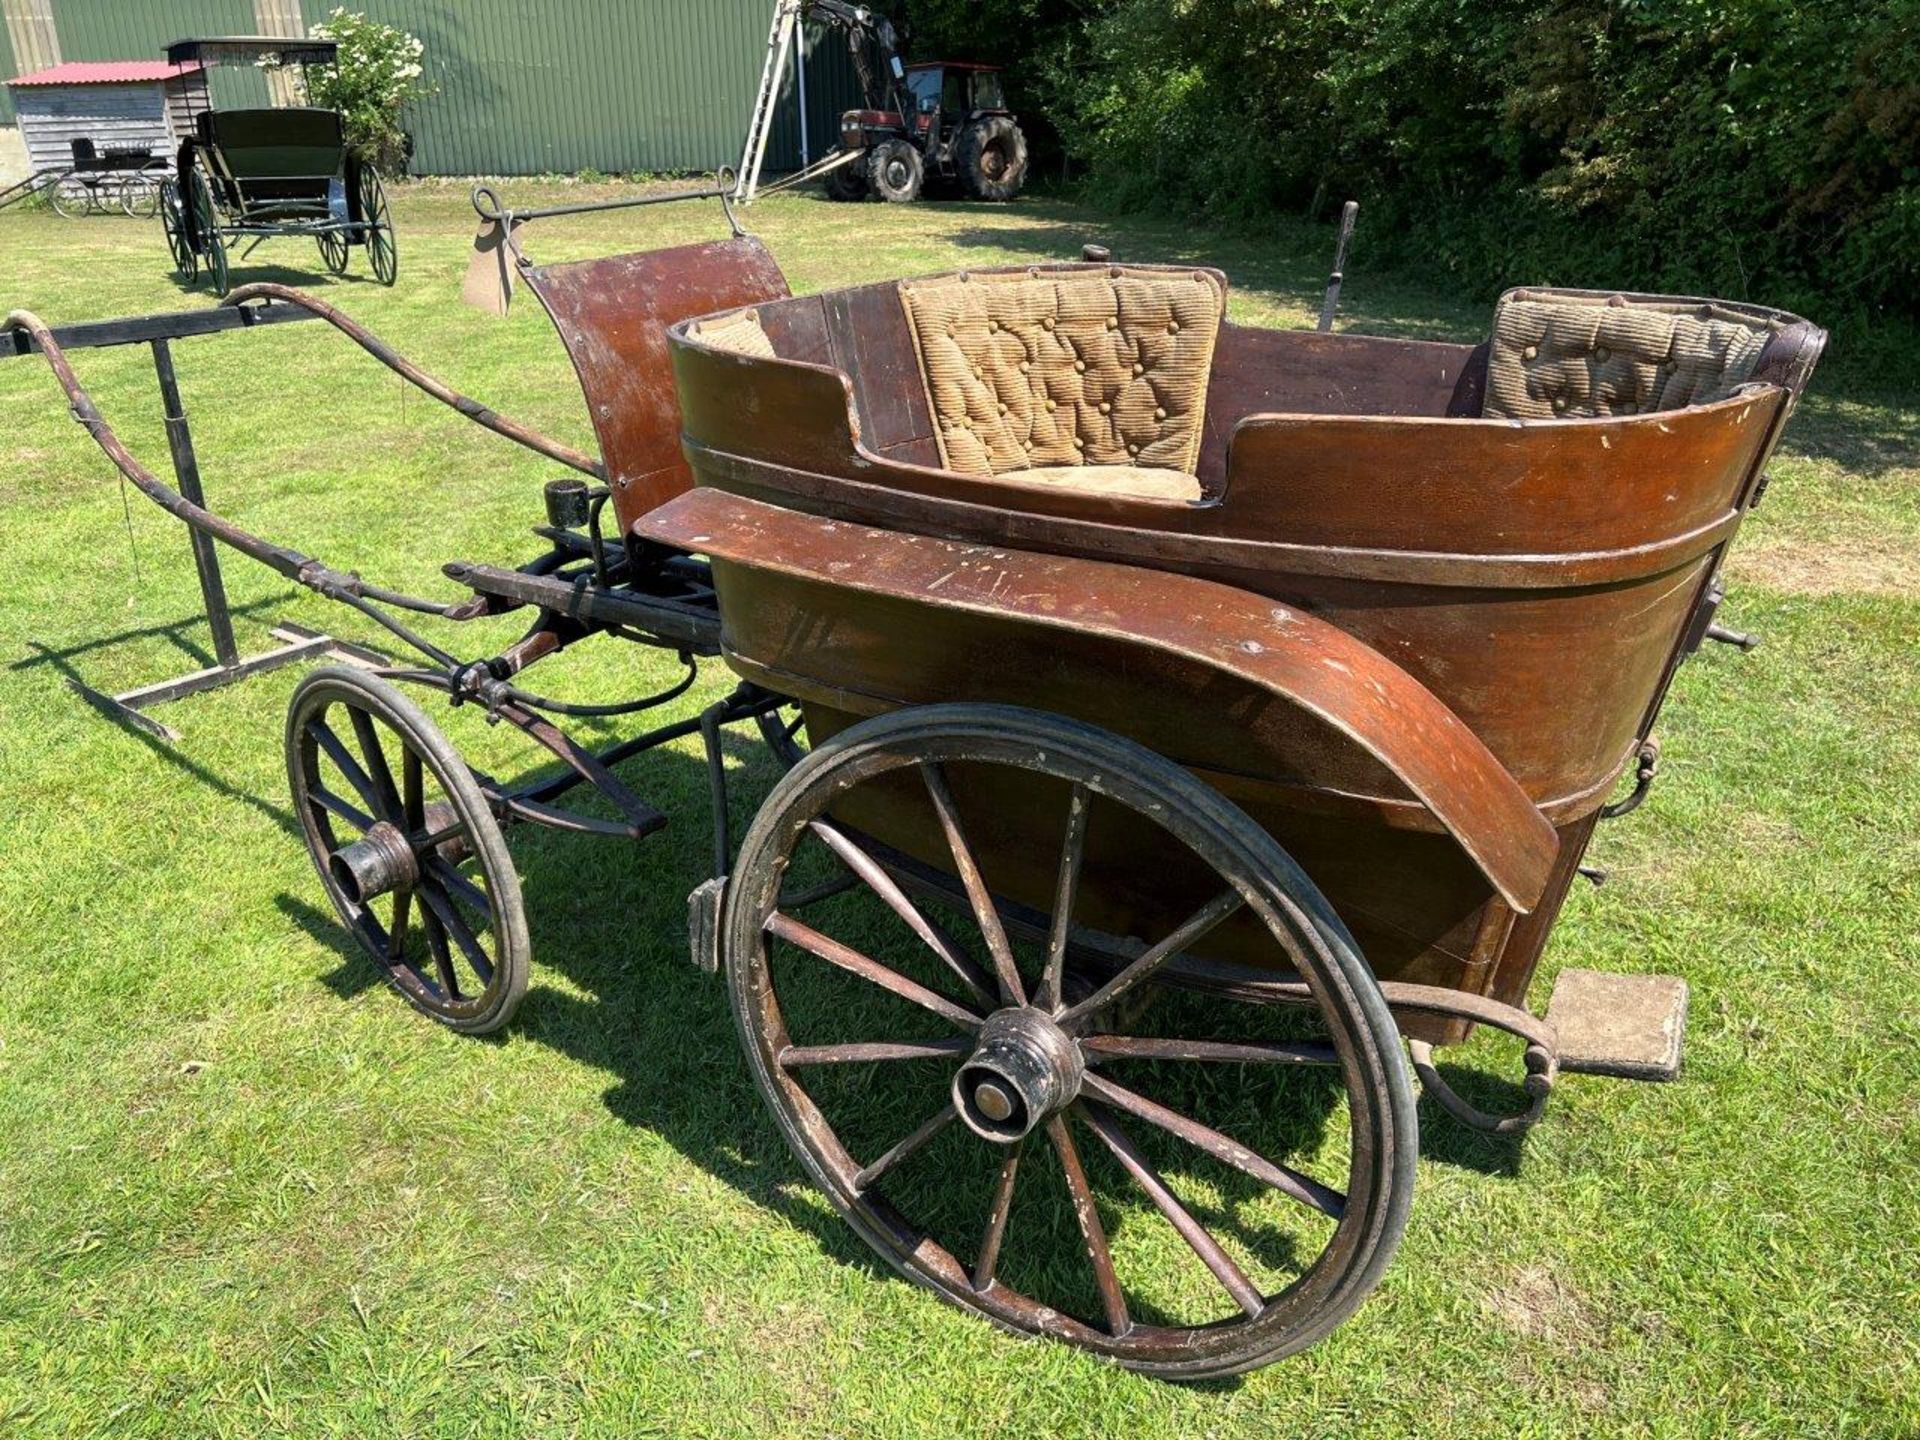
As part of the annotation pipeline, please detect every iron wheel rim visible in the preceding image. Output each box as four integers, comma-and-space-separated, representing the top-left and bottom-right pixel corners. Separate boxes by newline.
723, 703, 1415, 1378
359, 170, 397, 286
160, 179, 197, 281
317, 229, 350, 275
286, 667, 527, 1033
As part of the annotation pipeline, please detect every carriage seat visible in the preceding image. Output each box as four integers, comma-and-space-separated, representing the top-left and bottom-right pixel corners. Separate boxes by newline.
1482, 288, 1796, 421
201, 108, 344, 196
689, 265, 1227, 504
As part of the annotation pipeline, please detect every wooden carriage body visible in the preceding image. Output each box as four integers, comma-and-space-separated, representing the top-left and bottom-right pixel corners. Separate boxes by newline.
634, 262, 1823, 1036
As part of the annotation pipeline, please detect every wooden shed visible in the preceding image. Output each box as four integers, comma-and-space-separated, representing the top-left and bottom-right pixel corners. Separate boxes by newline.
5, 60, 209, 172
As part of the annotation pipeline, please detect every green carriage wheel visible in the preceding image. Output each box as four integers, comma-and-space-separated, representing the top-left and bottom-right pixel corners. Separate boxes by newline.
316, 228, 351, 275
357, 168, 398, 286
159, 178, 197, 282
187, 170, 229, 296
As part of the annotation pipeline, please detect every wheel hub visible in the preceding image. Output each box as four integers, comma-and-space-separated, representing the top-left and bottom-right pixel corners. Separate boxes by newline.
328, 820, 420, 905
953, 1007, 1085, 1143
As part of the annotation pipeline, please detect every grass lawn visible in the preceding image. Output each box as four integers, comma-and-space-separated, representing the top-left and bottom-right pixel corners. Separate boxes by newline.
0, 180, 1915, 1438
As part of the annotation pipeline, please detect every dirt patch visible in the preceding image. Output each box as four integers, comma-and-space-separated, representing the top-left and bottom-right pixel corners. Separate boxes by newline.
1733, 533, 1920, 598
1483, 1264, 1602, 1345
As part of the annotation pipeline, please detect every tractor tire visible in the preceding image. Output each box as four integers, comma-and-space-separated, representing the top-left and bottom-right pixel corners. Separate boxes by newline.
823, 156, 869, 202
865, 139, 924, 203
957, 115, 1029, 201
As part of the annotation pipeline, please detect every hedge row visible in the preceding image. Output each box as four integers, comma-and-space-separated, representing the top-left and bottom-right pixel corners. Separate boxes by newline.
908, 0, 1918, 332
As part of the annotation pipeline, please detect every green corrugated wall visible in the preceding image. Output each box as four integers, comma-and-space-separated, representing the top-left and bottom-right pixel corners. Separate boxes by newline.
24, 0, 860, 176
0, 21, 16, 123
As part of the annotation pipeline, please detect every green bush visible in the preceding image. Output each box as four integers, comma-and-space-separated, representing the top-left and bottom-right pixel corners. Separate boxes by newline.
907, 0, 1920, 331
294, 8, 432, 174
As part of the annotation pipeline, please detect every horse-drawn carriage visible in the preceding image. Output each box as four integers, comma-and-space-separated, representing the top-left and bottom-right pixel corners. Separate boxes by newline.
3, 187, 1822, 1377
160, 37, 397, 296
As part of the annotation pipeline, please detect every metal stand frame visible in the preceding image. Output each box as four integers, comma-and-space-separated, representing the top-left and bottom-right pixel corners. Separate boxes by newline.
5, 303, 387, 740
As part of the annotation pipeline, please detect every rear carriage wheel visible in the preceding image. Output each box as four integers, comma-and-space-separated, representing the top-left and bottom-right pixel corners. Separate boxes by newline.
187, 170, 228, 297
287, 667, 528, 1034
159, 179, 196, 282
357, 169, 398, 286
723, 704, 1416, 1378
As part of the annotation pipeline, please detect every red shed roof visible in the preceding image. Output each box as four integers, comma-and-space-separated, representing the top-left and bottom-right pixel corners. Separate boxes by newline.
7, 60, 204, 88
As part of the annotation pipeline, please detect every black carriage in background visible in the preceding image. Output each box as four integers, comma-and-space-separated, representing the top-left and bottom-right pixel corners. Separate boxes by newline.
161, 37, 397, 296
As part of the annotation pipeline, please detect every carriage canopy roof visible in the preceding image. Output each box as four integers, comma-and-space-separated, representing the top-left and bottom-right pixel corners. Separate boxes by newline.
163, 37, 339, 68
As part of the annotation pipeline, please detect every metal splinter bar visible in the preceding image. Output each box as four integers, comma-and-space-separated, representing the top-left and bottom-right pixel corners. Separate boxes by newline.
470, 175, 743, 240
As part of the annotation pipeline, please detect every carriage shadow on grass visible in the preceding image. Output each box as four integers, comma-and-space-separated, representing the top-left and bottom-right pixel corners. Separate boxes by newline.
279, 718, 1531, 1347
28, 601, 1527, 1337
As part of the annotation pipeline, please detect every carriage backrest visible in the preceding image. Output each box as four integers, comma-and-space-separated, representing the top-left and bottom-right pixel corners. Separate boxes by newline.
685, 263, 1228, 505
205, 108, 344, 184
520, 235, 790, 537
891, 267, 1226, 477
1482, 288, 1824, 420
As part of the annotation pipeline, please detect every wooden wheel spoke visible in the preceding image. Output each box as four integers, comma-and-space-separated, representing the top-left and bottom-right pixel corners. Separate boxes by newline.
1035, 783, 1090, 1013
807, 821, 996, 1008
1079, 1101, 1266, 1319
1046, 1115, 1129, 1337
853, 1103, 956, 1193
388, 888, 412, 963
1081, 1035, 1341, 1067
417, 880, 494, 985
920, 763, 1025, 1007
424, 855, 490, 915
778, 1038, 970, 1067
402, 748, 424, 831
972, 1143, 1022, 1292
1058, 888, 1244, 1029
419, 903, 460, 1000
766, 911, 982, 1031
347, 708, 404, 823
307, 783, 373, 834
1082, 1072, 1346, 1221
310, 719, 381, 817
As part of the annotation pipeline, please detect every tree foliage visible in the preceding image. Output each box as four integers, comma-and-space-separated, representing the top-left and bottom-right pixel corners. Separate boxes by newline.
294, 8, 432, 174
903, 0, 1920, 324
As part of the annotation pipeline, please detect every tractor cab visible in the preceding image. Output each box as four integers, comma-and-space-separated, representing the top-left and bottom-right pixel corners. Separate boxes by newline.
904, 62, 1009, 134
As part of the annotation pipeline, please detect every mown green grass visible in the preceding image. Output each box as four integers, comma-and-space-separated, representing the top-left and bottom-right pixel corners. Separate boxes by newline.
0, 181, 1915, 1438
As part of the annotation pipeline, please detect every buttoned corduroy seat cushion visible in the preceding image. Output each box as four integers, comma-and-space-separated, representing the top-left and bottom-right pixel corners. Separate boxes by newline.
1484, 290, 1781, 421
687, 307, 777, 359
896, 267, 1225, 503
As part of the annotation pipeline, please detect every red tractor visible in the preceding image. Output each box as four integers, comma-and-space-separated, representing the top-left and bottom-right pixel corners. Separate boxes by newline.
827, 58, 1029, 204
737, 2, 1028, 206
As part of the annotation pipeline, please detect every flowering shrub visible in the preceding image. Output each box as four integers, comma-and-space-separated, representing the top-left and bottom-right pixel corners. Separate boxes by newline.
297, 9, 431, 173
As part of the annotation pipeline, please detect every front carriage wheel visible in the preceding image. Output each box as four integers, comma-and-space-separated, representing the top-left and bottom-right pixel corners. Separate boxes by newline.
159, 179, 196, 282
722, 703, 1416, 1378
187, 170, 228, 296
287, 667, 528, 1034
316, 228, 350, 275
